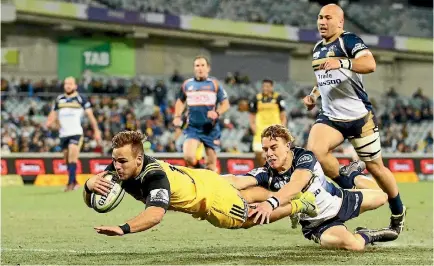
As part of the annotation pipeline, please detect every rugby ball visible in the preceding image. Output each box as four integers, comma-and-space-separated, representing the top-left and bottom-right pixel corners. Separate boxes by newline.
91, 172, 125, 213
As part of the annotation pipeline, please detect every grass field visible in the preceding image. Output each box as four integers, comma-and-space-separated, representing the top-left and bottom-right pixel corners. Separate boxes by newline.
2, 183, 433, 265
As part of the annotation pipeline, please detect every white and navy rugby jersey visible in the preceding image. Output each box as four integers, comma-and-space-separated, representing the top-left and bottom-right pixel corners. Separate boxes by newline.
312, 31, 373, 121
53, 93, 91, 137
246, 147, 343, 229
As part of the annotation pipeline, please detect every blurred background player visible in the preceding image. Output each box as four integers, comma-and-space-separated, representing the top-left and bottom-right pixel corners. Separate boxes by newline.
174, 112, 206, 168
173, 56, 230, 171
45, 77, 101, 191
303, 4, 406, 234
249, 79, 287, 166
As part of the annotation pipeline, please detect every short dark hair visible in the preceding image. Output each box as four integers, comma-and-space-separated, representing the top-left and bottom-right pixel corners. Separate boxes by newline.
112, 131, 145, 157
194, 55, 210, 66
262, 79, 274, 85
261, 125, 295, 143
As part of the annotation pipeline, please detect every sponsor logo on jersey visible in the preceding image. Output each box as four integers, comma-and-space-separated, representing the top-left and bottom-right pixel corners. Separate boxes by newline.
318, 79, 342, 86
274, 180, 287, 189
313, 51, 320, 59
297, 154, 313, 166
149, 189, 169, 205
351, 43, 367, 55
186, 90, 217, 106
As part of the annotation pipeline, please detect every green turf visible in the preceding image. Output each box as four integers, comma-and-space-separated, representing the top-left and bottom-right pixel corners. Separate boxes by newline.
2, 183, 433, 265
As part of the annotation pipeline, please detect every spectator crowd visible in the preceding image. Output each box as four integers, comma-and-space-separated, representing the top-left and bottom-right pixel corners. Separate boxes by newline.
1, 75, 432, 155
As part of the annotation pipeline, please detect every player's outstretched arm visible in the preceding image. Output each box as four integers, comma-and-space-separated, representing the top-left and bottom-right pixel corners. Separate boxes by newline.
94, 207, 166, 236
222, 174, 258, 190
272, 169, 312, 205
249, 169, 312, 224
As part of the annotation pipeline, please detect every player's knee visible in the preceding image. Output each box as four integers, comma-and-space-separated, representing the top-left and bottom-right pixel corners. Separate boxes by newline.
365, 159, 384, 175
309, 146, 328, 161
184, 154, 197, 165
377, 191, 388, 205
344, 241, 365, 251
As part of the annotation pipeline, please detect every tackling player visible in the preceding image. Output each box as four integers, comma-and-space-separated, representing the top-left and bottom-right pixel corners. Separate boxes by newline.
303, 4, 406, 234
82, 131, 317, 236
249, 79, 287, 166
225, 125, 398, 251
46, 77, 101, 191
173, 56, 229, 171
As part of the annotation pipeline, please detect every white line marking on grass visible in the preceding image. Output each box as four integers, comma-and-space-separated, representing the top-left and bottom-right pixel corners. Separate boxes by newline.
1, 248, 112, 254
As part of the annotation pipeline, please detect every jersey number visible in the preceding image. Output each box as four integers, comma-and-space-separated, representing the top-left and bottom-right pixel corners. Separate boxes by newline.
169, 165, 195, 184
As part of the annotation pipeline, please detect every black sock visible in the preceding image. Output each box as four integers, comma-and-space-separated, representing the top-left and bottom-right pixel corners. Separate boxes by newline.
389, 193, 404, 215
68, 163, 77, 185
333, 174, 354, 189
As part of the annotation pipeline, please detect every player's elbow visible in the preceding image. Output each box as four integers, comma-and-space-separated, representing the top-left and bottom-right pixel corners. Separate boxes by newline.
366, 58, 376, 73
368, 61, 376, 73
150, 208, 166, 225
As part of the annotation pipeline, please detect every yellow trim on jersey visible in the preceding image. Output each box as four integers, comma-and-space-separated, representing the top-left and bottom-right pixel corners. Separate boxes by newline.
140, 163, 163, 181
58, 102, 82, 109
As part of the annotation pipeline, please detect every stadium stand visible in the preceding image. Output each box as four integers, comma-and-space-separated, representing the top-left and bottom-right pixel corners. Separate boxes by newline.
2, 76, 432, 155
56, 0, 433, 38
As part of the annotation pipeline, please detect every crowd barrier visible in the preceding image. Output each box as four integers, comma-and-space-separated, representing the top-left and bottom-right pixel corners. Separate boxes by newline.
1, 153, 432, 186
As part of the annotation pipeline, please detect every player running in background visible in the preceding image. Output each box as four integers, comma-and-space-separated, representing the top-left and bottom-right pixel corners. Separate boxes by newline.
173, 56, 230, 171
46, 77, 101, 191
225, 125, 398, 251
303, 4, 406, 234
249, 79, 287, 166
83, 131, 317, 236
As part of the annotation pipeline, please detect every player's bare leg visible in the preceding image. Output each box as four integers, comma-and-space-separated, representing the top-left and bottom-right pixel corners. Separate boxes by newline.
307, 123, 344, 180
66, 144, 80, 191
350, 189, 388, 214
205, 147, 217, 171
63, 148, 70, 191
320, 189, 395, 251
319, 225, 397, 251
183, 138, 201, 168
364, 156, 406, 233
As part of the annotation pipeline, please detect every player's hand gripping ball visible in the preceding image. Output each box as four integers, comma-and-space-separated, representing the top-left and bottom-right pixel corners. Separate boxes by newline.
91, 171, 125, 213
